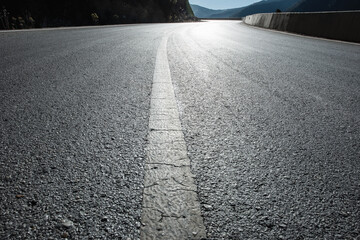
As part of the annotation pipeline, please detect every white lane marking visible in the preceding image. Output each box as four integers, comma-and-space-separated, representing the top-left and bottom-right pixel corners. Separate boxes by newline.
140, 35, 206, 239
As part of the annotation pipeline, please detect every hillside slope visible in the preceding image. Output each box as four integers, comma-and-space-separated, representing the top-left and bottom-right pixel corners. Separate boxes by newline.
0, 0, 195, 29
289, 0, 360, 12
232, 0, 300, 17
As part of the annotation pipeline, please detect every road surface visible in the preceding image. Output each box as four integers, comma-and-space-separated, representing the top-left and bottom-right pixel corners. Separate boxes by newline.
1, 21, 359, 239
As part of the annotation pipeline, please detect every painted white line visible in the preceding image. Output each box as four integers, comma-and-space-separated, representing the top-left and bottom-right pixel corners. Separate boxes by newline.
140, 35, 206, 239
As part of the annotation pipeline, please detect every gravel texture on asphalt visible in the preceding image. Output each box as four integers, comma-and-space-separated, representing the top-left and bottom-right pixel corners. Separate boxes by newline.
1, 21, 360, 240
168, 21, 360, 239
0, 25, 161, 239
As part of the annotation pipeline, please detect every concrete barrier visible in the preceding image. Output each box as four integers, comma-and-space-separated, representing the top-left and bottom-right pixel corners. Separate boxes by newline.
244, 11, 360, 43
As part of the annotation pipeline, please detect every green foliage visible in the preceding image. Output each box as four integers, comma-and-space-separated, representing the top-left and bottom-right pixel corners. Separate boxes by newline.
0, 6, 36, 29
90, 13, 99, 25
28, 16, 35, 26
17, 16, 25, 28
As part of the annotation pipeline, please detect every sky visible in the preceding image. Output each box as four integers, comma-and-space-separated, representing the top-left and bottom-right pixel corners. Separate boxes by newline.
189, 0, 260, 10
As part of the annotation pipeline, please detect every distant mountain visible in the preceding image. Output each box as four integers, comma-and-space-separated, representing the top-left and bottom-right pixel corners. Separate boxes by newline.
0, 0, 195, 29
289, 0, 360, 12
231, 0, 300, 18
190, 4, 223, 18
209, 7, 246, 18
190, 0, 360, 20
190, 4, 244, 18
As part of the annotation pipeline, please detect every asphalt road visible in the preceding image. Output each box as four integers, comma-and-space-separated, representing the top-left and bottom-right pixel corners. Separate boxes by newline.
1, 21, 360, 239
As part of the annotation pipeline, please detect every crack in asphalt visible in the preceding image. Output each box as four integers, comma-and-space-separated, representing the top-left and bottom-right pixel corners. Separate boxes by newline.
140, 34, 206, 240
